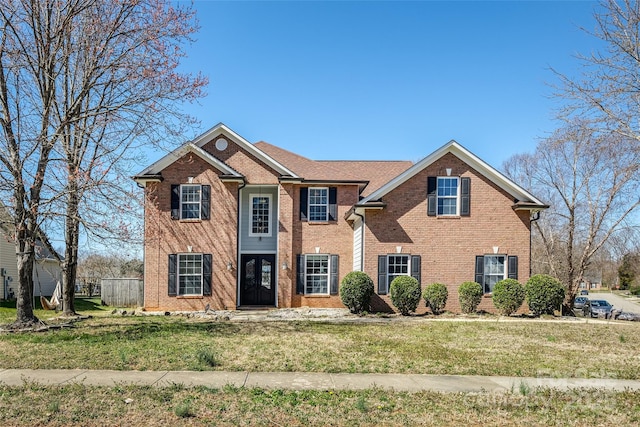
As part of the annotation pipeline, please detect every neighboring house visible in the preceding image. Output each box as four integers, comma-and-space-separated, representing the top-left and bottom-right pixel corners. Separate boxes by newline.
134, 123, 548, 313
0, 203, 62, 300
0, 217, 18, 300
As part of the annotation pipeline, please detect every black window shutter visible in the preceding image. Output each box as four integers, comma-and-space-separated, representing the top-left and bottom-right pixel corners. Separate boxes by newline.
508, 256, 518, 280
460, 177, 471, 216
171, 185, 180, 220
300, 188, 308, 221
330, 254, 339, 295
427, 177, 437, 216
201, 185, 211, 220
168, 254, 177, 296
378, 255, 388, 294
475, 255, 485, 292
296, 254, 305, 294
328, 187, 338, 221
411, 255, 421, 284
203, 254, 212, 296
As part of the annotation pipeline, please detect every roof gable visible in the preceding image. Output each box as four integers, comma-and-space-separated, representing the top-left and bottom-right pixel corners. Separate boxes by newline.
134, 123, 298, 183
359, 140, 547, 208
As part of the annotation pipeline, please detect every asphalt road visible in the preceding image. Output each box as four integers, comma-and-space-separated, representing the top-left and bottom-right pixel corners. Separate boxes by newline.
581, 292, 640, 314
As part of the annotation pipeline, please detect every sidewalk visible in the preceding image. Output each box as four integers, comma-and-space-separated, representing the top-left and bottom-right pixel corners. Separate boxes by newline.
2, 369, 640, 392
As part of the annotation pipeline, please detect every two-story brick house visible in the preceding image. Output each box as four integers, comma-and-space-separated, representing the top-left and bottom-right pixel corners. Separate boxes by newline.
134, 123, 547, 313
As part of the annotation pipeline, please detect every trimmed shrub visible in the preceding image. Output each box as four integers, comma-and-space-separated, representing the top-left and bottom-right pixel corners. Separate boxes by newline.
423, 283, 448, 315
525, 274, 565, 316
389, 276, 421, 315
492, 279, 525, 316
458, 281, 483, 314
339, 271, 374, 314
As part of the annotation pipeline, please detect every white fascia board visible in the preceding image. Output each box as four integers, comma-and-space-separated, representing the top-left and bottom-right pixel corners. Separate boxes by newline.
193, 123, 299, 178
137, 143, 241, 177
360, 140, 546, 207
135, 122, 299, 178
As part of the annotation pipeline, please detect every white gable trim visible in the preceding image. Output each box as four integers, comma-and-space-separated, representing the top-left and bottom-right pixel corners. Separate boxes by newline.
192, 123, 298, 177
135, 142, 241, 178
135, 123, 299, 179
360, 140, 547, 207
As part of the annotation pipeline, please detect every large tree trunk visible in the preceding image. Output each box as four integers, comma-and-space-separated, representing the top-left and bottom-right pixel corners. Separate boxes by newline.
61, 177, 80, 316
10, 231, 40, 328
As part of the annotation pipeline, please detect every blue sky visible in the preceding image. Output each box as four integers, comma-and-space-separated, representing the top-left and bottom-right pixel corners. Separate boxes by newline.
173, 0, 600, 168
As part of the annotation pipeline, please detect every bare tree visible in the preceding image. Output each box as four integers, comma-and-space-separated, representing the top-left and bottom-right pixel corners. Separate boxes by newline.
0, 0, 207, 326
503, 121, 640, 307
554, 0, 640, 147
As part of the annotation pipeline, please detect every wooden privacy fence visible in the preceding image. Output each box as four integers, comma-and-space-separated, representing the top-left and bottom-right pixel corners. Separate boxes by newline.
101, 278, 143, 308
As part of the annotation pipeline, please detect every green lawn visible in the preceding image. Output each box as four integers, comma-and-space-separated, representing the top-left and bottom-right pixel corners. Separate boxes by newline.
1, 307, 639, 378
2, 302, 640, 425
1, 382, 638, 426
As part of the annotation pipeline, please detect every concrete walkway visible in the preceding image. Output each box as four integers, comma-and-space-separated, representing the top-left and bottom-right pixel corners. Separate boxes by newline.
1, 369, 640, 393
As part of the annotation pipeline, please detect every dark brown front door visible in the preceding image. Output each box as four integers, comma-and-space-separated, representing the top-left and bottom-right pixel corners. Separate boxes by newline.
240, 254, 276, 306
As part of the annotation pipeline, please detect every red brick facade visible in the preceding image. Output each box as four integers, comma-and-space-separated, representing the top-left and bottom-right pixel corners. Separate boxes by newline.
136, 124, 545, 313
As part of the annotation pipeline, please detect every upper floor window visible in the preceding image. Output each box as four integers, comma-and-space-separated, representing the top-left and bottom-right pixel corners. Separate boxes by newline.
181, 185, 202, 219
171, 184, 210, 220
250, 194, 271, 236
427, 176, 470, 217
437, 177, 459, 216
300, 187, 337, 223
308, 187, 328, 222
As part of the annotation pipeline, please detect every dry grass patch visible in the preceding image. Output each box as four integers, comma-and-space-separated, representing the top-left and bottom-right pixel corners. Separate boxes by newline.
1, 316, 640, 378
1, 383, 639, 426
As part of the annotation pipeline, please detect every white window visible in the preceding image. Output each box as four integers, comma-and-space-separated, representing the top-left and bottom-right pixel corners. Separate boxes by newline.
178, 253, 203, 296
387, 254, 409, 285
437, 177, 459, 216
181, 184, 201, 220
249, 194, 271, 236
305, 254, 329, 294
483, 255, 505, 293
308, 187, 328, 222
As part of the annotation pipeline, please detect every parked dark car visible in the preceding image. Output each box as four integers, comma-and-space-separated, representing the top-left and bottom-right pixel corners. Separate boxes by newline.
574, 296, 589, 310
582, 299, 614, 318
580, 290, 589, 295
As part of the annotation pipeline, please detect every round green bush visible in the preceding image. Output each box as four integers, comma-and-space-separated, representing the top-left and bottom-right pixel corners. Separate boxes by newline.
423, 283, 448, 315
458, 281, 483, 314
525, 274, 565, 316
492, 279, 525, 316
339, 271, 374, 314
389, 276, 421, 315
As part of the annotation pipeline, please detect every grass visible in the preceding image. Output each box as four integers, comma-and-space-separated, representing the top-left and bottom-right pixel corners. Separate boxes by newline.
2, 303, 640, 425
1, 382, 639, 426
1, 313, 640, 378
0, 297, 111, 323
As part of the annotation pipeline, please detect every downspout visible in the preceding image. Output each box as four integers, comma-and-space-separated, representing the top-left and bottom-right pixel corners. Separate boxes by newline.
236, 180, 246, 308
354, 211, 365, 272
529, 210, 541, 277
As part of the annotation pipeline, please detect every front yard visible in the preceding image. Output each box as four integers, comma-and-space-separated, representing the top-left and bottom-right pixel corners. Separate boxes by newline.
2, 303, 640, 425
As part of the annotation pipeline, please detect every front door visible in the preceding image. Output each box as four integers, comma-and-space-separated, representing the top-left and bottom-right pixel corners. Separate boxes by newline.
240, 254, 276, 306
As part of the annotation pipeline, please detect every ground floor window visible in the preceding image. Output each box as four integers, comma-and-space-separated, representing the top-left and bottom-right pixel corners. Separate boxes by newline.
305, 254, 329, 294
483, 255, 505, 293
168, 253, 212, 297
178, 253, 203, 295
377, 254, 421, 295
387, 254, 409, 285
475, 254, 517, 294
296, 254, 339, 295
